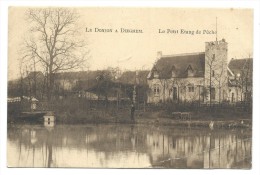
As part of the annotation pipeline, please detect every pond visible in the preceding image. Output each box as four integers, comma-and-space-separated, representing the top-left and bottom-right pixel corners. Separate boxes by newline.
7, 123, 252, 168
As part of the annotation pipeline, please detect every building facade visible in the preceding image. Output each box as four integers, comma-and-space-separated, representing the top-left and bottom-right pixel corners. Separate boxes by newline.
147, 39, 252, 104
227, 58, 253, 103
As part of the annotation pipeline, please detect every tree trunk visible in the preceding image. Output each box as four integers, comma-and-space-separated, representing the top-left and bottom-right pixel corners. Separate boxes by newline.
218, 81, 221, 104
209, 68, 212, 106
47, 70, 54, 101
47, 56, 54, 101
33, 58, 37, 98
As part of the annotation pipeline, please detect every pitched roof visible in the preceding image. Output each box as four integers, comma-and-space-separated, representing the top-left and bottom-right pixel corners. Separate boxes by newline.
150, 52, 205, 79
117, 70, 150, 85
228, 58, 253, 76
26, 71, 44, 79
54, 71, 104, 81
74, 70, 149, 91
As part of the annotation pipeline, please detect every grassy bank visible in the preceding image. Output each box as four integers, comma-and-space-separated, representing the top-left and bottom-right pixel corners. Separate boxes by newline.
52, 107, 252, 129
8, 98, 252, 128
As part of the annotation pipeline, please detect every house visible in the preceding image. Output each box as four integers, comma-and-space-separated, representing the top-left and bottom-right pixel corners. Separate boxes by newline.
60, 70, 149, 103
227, 58, 253, 102
54, 69, 122, 93
147, 39, 252, 104
53, 71, 110, 98
85, 79, 133, 102
117, 70, 150, 85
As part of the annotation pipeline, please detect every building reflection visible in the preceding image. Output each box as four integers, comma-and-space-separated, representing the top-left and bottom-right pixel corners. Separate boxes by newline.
144, 128, 251, 168
7, 124, 252, 168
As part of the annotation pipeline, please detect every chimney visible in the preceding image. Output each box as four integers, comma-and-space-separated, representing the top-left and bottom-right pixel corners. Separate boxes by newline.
157, 51, 162, 60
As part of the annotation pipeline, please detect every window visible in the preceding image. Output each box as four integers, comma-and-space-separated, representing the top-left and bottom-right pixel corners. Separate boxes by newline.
187, 65, 194, 77
211, 87, 216, 100
212, 54, 215, 60
172, 71, 176, 77
172, 87, 178, 100
171, 65, 177, 77
231, 92, 234, 102
153, 71, 159, 78
188, 86, 194, 92
212, 70, 215, 77
153, 84, 160, 96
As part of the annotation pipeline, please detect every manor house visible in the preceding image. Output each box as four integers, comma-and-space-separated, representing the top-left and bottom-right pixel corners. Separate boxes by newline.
147, 39, 252, 104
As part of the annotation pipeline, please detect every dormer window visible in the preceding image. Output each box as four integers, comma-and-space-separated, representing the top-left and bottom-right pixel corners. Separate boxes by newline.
153, 70, 159, 78
152, 67, 159, 78
171, 65, 177, 77
187, 65, 194, 77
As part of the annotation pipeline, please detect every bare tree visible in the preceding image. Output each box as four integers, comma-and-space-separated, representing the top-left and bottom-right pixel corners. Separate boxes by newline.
157, 79, 167, 103
18, 58, 26, 99
242, 55, 253, 102
236, 54, 253, 102
213, 59, 228, 103
205, 54, 217, 106
21, 8, 89, 100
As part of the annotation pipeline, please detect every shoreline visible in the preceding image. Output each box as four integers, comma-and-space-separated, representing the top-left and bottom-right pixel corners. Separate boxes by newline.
8, 110, 252, 129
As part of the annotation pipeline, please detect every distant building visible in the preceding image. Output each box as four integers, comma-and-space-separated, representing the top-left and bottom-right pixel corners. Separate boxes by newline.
118, 70, 150, 85
8, 71, 45, 99
147, 39, 252, 104
228, 58, 253, 102
53, 70, 150, 103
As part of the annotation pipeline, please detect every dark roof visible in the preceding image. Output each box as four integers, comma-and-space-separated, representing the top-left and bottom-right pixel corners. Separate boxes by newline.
228, 58, 253, 76
76, 79, 99, 91
26, 71, 44, 79
54, 71, 104, 81
150, 52, 205, 79
74, 70, 149, 91
117, 70, 150, 85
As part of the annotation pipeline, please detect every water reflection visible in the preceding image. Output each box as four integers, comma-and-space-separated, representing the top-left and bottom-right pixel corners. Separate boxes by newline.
7, 124, 252, 168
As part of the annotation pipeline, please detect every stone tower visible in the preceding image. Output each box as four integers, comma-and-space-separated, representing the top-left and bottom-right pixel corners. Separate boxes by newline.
204, 39, 228, 103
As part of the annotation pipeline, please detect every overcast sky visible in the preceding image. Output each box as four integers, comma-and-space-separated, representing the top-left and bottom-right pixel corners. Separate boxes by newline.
8, 7, 253, 80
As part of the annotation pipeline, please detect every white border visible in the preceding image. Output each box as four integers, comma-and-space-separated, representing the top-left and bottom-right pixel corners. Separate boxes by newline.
1, 1, 259, 175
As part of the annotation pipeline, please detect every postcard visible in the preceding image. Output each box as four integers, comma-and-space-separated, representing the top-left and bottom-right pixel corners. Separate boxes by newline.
7, 6, 253, 169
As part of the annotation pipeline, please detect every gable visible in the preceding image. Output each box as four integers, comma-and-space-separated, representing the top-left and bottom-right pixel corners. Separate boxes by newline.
228, 58, 253, 76
150, 52, 205, 79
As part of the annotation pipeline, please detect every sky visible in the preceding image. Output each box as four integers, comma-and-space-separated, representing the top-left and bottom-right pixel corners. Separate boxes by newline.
8, 7, 253, 80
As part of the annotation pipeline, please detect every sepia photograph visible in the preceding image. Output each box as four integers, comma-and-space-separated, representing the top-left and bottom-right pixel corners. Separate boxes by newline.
7, 6, 253, 169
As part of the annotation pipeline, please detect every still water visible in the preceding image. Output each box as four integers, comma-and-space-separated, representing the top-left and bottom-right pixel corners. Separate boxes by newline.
7, 123, 252, 168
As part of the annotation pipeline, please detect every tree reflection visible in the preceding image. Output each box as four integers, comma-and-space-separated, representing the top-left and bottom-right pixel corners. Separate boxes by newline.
7, 124, 252, 168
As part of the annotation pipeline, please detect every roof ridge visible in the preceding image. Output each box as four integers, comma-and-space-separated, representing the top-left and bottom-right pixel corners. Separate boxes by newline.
229, 58, 253, 62
161, 52, 205, 58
